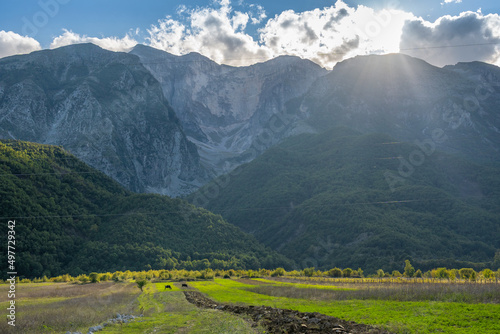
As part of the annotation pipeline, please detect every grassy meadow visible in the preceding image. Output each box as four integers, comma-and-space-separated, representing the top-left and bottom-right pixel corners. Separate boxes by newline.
0, 271, 498, 333
189, 278, 500, 334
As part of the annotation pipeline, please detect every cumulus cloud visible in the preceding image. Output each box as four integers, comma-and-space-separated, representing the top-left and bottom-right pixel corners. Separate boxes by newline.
6, 0, 499, 69
259, 1, 414, 68
147, 0, 270, 66
400, 12, 500, 66
0, 31, 41, 59
146, 0, 416, 68
50, 29, 138, 52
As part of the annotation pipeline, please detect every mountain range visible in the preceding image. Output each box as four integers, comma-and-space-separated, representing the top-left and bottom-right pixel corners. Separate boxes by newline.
1, 44, 499, 197
1, 43, 499, 274
0, 44, 208, 197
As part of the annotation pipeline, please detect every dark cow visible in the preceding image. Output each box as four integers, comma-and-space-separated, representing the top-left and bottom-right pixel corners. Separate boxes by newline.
182, 283, 188, 288
165, 285, 172, 290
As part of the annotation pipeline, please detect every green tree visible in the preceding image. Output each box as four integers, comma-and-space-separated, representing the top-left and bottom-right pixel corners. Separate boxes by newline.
271, 267, 286, 277
136, 279, 148, 291
376, 269, 385, 278
434, 267, 450, 279
392, 270, 402, 277
328, 268, 343, 277
403, 260, 415, 278
481, 269, 494, 279
303, 267, 315, 277
342, 268, 353, 278
459, 268, 476, 281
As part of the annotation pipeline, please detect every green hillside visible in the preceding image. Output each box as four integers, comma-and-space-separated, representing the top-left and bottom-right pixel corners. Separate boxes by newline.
0, 140, 293, 279
190, 128, 500, 272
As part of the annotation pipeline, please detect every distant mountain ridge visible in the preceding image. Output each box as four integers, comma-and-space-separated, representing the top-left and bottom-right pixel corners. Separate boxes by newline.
1, 44, 499, 198
294, 53, 500, 161
130, 44, 328, 174
0, 43, 209, 196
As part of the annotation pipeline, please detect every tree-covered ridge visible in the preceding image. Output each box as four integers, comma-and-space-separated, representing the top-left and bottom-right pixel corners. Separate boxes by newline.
190, 128, 500, 273
0, 140, 293, 279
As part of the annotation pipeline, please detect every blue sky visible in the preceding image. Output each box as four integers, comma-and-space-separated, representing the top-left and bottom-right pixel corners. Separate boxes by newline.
1, 0, 499, 68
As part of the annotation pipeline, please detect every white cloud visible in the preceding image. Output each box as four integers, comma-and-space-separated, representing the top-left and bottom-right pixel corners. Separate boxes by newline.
50, 29, 138, 52
0, 31, 41, 59
400, 12, 500, 66
259, 1, 414, 68
146, 0, 416, 68
5, 0, 498, 69
147, 0, 271, 66
441, 0, 462, 4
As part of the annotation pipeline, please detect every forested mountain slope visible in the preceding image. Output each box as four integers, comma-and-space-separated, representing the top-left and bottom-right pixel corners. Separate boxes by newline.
191, 128, 500, 272
0, 140, 292, 279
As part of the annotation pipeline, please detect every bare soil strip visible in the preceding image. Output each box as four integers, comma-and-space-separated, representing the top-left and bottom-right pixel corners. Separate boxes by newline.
183, 290, 392, 334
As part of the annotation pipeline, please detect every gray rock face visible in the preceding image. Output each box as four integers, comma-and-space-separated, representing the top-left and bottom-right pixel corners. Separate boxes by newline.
2, 45, 498, 198
0, 43, 209, 196
130, 45, 328, 174
295, 54, 500, 161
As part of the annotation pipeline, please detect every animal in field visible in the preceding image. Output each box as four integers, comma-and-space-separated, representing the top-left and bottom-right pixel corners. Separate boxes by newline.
165, 285, 172, 289
182, 283, 188, 288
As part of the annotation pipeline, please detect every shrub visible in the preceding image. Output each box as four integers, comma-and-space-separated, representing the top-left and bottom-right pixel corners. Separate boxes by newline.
404, 260, 415, 278
459, 268, 476, 281
303, 267, 315, 277
271, 267, 286, 277
136, 279, 148, 291
89, 272, 100, 283
328, 268, 343, 278
392, 270, 402, 277
342, 268, 353, 278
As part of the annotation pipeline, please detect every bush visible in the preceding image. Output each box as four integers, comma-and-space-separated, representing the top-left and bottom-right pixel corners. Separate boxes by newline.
136, 279, 148, 291
459, 268, 476, 281
392, 270, 402, 278
271, 267, 286, 277
342, 268, 353, 278
404, 260, 415, 277
89, 272, 100, 283
328, 268, 343, 277
303, 267, 315, 277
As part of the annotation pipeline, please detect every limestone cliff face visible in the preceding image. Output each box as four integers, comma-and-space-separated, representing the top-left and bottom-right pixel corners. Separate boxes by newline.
296, 54, 500, 161
130, 45, 328, 173
0, 43, 209, 196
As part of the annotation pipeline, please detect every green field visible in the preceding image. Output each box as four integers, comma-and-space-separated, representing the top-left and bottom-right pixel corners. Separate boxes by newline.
189, 278, 500, 334
0, 277, 498, 333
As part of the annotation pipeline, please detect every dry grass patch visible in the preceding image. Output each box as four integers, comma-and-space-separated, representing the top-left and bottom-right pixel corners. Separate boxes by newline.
249, 281, 500, 303
0, 282, 140, 334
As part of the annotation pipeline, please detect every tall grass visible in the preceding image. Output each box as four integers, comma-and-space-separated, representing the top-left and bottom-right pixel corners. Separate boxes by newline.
248, 281, 500, 303
0, 282, 140, 334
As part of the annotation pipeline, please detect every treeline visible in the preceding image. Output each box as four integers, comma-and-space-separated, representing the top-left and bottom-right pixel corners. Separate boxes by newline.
6, 261, 500, 285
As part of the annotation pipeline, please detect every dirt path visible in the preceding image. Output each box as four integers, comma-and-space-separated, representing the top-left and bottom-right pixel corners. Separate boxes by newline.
183, 290, 393, 334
